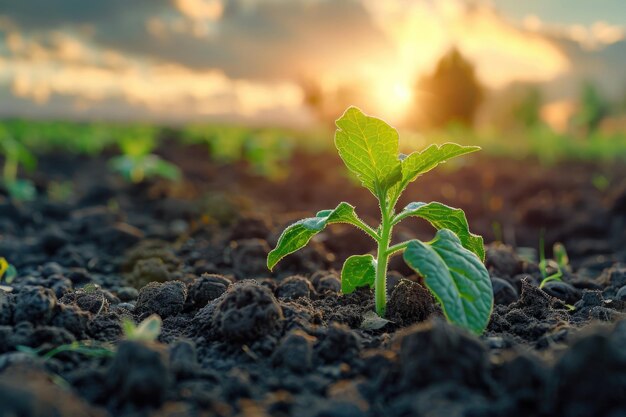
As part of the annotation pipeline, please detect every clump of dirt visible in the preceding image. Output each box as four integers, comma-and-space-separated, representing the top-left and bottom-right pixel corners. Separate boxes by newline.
386, 279, 437, 326
135, 281, 187, 319
185, 273, 232, 309
208, 280, 284, 344
276, 275, 315, 301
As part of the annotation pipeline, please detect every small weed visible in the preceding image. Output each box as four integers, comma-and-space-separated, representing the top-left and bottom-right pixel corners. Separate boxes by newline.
122, 314, 162, 342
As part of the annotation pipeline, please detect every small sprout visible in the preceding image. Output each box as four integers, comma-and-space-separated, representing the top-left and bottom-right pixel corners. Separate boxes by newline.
0, 135, 37, 201
267, 107, 493, 335
553, 242, 570, 272
122, 314, 162, 342
110, 130, 181, 183
0, 257, 18, 284
538, 231, 567, 289
591, 173, 609, 191
491, 221, 503, 243
47, 180, 74, 202
82, 283, 99, 293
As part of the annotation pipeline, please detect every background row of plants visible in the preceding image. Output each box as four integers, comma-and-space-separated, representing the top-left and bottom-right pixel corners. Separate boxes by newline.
1, 116, 626, 201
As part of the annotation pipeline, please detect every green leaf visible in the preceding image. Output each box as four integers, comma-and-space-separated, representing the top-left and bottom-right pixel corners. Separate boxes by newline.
341, 254, 376, 294
123, 314, 163, 342
401, 143, 480, 185
397, 202, 485, 261
267, 202, 365, 270
335, 107, 402, 199
0, 138, 37, 171
6, 179, 36, 201
133, 314, 162, 342
122, 318, 137, 338
109, 154, 181, 183
148, 157, 182, 182
403, 229, 493, 334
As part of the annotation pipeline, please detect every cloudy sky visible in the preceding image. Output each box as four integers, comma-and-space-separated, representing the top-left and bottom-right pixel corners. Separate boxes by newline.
0, 0, 624, 125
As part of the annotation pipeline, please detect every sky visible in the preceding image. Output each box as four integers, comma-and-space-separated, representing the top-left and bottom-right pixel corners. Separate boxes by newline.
0, 0, 624, 126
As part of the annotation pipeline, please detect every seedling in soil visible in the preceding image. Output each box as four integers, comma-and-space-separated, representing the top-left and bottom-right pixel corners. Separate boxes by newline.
122, 314, 162, 342
109, 129, 181, 183
267, 107, 493, 334
0, 135, 37, 201
0, 257, 17, 284
538, 232, 569, 289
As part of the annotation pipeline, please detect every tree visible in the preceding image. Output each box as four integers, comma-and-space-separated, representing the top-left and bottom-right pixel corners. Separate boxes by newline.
413, 47, 484, 129
574, 82, 608, 133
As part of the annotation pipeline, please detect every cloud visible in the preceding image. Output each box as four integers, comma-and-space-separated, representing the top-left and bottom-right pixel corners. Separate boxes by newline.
94, 0, 394, 81
0, 29, 305, 123
522, 15, 625, 49
0, 0, 170, 30
0, 0, 624, 124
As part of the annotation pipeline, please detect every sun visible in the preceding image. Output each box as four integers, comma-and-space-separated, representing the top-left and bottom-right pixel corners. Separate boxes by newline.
392, 82, 412, 105
375, 80, 414, 121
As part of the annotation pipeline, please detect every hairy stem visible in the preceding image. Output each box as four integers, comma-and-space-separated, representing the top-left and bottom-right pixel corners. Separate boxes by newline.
386, 241, 410, 257
375, 203, 393, 317
351, 217, 381, 242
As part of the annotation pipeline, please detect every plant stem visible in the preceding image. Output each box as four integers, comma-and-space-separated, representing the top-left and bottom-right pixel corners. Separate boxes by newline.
351, 217, 381, 242
375, 205, 393, 317
3, 157, 17, 184
386, 241, 409, 257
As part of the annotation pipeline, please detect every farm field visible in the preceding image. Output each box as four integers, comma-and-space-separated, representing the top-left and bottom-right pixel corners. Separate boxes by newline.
1, 1, 626, 416
0, 121, 625, 416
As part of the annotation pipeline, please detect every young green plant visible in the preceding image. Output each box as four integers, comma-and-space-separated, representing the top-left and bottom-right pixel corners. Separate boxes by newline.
0, 257, 17, 284
538, 230, 569, 289
0, 133, 37, 201
122, 314, 162, 342
109, 127, 181, 183
267, 107, 493, 334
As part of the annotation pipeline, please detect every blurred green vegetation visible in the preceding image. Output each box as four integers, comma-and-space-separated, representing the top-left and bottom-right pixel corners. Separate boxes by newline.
400, 124, 626, 165
0, 117, 624, 197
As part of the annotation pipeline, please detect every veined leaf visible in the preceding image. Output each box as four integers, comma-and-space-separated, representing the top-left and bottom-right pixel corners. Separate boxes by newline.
401, 143, 480, 185
403, 229, 493, 334
268, 202, 366, 270
397, 202, 485, 261
335, 107, 402, 199
341, 254, 376, 294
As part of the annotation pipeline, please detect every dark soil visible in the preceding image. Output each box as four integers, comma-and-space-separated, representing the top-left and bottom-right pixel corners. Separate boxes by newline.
1, 143, 626, 417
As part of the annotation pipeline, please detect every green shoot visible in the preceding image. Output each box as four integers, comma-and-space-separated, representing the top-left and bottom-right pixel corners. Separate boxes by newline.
122, 314, 162, 342
109, 128, 181, 183
267, 107, 492, 334
0, 257, 17, 284
0, 133, 37, 201
591, 174, 609, 191
538, 230, 567, 289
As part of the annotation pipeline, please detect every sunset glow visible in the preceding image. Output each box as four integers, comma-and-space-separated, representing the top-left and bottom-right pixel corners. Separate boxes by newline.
0, 0, 624, 125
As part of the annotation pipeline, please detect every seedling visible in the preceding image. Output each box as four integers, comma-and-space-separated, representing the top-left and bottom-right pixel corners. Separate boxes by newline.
0, 257, 17, 284
267, 107, 492, 334
109, 128, 181, 183
538, 231, 569, 289
0, 134, 37, 201
122, 314, 162, 342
